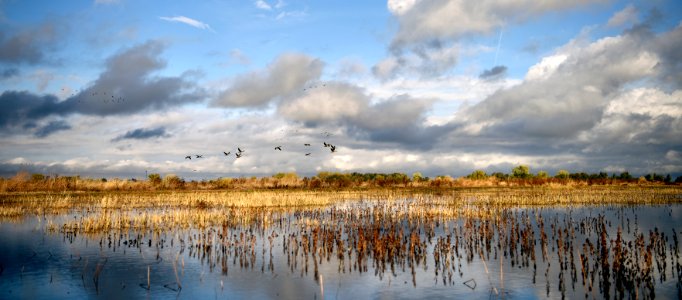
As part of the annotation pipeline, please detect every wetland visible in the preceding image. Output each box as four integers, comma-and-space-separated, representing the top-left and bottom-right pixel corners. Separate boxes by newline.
0, 187, 681, 299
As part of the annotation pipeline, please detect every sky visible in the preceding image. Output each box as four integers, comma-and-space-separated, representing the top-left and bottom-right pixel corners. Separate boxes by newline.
0, 0, 681, 180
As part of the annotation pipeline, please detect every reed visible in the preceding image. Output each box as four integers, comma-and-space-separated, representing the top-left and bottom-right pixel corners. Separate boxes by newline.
1, 185, 680, 298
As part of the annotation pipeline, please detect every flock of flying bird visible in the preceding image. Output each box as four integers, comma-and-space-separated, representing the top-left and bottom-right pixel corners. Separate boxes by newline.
74, 87, 340, 163
184, 142, 337, 161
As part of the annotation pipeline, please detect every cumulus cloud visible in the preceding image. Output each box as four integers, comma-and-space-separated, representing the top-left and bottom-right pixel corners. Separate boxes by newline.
111, 127, 169, 142
607, 4, 639, 28
212, 53, 323, 107
159, 16, 213, 31
0, 40, 205, 134
334, 59, 367, 78
0, 21, 63, 65
580, 88, 682, 152
278, 82, 367, 125
278, 81, 448, 149
389, 0, 606, 49
460, 27, 661, 138
373, 43, 459, 79
376, 0, 605, 79
387, 0, 417, 15
479, 65, 507, 80
435, 20, 682, 176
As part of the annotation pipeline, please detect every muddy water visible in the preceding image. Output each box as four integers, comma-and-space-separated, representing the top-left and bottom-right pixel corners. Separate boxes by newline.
0, 202, 680, 299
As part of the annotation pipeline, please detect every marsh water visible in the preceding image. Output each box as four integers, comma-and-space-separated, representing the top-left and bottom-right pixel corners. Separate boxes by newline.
0, 199, 681, 299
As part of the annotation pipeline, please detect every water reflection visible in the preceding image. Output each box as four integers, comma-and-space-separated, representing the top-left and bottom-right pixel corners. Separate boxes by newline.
0, 201, 681, 299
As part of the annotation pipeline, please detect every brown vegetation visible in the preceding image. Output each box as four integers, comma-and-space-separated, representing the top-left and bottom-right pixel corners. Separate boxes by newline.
1, 168, 678, 193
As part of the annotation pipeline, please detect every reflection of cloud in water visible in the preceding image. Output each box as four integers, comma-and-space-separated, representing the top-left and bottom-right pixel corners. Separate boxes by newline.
0, 204, 681, 299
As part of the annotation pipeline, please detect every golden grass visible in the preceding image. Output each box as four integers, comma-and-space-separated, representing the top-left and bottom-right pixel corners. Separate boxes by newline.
0, 186, 679, 233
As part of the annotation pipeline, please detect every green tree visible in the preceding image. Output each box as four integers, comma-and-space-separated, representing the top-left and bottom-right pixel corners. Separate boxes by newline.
412, 172, 423, 182
555, 170, 570, 179
618, 172, 633, 180
467, 170, 488, 180
536, 171, 548, 179
512, 165, 531, 179
148, 173, 162, 185
31, 173, 45, 181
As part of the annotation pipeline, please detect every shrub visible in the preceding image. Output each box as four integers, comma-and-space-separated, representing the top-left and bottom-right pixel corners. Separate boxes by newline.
555, 170, 570, 179
512, 165, 531, 179
163, 174, 184, 189
536, 171, 548, 179
148, 173, 162, 185
467, 170, 488, 180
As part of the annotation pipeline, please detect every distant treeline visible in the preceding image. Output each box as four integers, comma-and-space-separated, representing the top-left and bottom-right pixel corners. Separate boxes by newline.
1, 165, 680, 192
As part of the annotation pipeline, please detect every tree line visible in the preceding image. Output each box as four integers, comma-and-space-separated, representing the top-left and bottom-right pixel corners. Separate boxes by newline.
1, 165, 680, 192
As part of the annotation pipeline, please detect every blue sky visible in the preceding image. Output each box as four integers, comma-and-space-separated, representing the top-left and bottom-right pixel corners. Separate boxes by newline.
1, 0, 681, 179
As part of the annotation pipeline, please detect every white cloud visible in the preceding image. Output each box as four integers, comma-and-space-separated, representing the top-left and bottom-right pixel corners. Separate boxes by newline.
581, 88, 682, 147
213, 53, 323, 107
278, 83, 367, 124
524, 54, 567, 81
390, 0, 606, 49
334, 58, 367, 78
462, 31, 660, 138
372, 43, 459, 79
607, 4, 639, 28
159, 16, 214, 31
255, 0, 272, 10
387, 0, 417, 15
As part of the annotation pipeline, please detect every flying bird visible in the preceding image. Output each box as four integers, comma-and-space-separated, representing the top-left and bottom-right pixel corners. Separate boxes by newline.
275, 146, 282, 151
323, 142, 330, 147
236, 152, 243, 158
223, 151, 231, 156
304, 143, 311, 146
330, 145, 336, 153
195, 155, 203, 158
185, 156, 192, 160
305, 153, 311, 156
237, 147, 244, 153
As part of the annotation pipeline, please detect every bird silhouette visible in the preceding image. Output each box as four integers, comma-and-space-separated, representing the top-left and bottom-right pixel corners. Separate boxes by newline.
305, 153, 311, 156
236, 152, 243, 158
323, 142, 329, 147
275, 146, 282, 151
223, 151, 231, 156
237, 147, 244, 153
330, 145, 336, 153
185, 156, 192, 160
304, 143, 311, 146
195, 155, 203, 158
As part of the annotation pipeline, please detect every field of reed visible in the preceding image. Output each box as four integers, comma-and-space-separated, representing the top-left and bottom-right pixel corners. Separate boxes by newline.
0, 186, 680, 298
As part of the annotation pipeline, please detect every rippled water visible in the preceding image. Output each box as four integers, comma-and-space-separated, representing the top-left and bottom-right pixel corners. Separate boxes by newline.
0, 202, 680, 299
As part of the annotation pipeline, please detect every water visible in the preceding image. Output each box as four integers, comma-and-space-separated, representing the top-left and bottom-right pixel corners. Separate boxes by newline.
0, 202, 680, 299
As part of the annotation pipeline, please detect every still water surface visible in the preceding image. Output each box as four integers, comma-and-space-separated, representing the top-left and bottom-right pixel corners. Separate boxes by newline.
0, 201, 680, 299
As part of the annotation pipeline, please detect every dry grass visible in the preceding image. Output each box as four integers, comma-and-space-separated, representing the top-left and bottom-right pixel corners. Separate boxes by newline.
1, 186, 680, 233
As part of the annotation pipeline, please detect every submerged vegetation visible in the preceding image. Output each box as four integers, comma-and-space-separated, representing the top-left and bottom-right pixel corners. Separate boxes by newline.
0, 187, 680, 298
0, 166, 681, 298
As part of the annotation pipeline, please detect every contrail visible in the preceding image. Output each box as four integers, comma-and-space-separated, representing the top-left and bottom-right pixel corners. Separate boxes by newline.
494, 26, 504, 66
